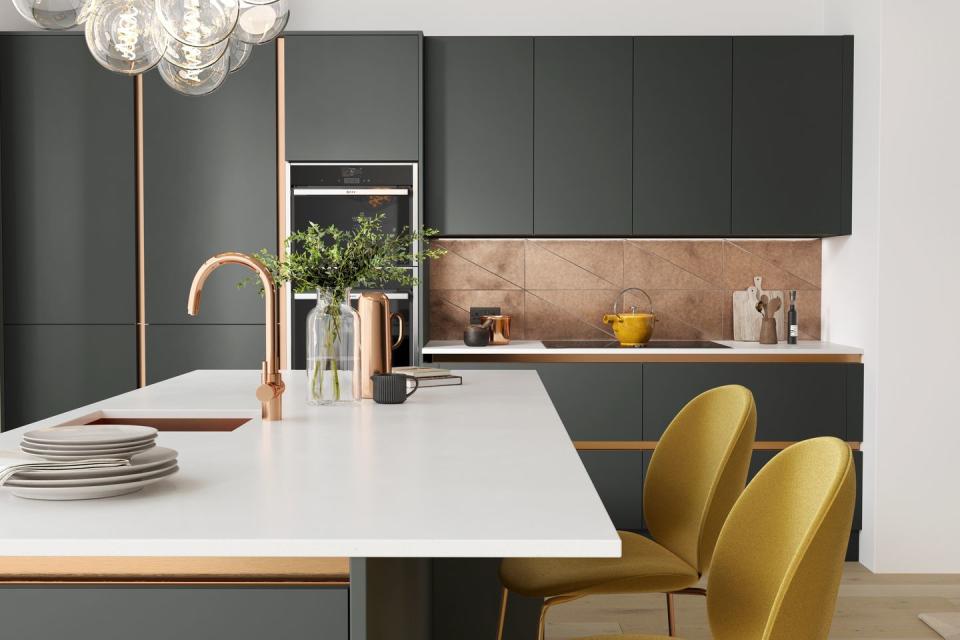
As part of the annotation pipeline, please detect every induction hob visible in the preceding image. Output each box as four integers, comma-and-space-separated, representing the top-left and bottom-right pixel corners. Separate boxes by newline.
541, 340, 730, 349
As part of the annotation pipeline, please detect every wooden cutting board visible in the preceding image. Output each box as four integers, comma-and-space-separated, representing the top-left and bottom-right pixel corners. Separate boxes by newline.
733, 276, 786, 341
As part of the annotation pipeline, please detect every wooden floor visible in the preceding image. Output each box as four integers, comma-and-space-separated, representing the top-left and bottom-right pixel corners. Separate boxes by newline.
546, 563, 960, 639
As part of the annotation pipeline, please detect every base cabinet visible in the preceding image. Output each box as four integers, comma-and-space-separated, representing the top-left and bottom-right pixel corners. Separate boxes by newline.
0, 586, 349, 640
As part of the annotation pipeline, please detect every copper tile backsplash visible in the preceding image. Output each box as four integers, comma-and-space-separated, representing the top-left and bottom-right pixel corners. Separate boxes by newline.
428, 239, 821, 342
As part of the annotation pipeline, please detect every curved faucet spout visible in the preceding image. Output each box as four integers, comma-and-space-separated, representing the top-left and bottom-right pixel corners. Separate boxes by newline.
187, 252, 284, 420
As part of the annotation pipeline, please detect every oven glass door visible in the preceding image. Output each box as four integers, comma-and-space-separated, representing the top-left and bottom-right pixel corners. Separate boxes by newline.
293, 188, 412, 240
292, 292, 412, 370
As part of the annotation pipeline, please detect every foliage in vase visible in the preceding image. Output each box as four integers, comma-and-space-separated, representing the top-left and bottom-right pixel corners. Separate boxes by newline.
241, 213, 445, 404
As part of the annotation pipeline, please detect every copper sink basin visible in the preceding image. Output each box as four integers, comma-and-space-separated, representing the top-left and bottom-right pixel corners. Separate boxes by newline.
61, 412, 252, 432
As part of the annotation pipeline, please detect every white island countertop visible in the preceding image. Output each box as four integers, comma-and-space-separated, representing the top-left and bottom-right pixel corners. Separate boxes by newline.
0, 370, 619, 559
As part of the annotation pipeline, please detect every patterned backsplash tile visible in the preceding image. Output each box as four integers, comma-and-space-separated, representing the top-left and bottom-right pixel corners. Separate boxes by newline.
428, 239, 821, 342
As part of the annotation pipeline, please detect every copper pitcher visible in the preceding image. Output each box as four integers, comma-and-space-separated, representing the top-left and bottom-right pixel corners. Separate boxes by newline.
480, 314, 512, 345
358, 292, 405, 399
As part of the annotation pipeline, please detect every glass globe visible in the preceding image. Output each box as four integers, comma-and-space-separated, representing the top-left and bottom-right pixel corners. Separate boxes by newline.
12, 0, 85, 29
85, 0, 166, 75
164, 33, 229, 69
227, 35, 253, 73
76, 0, 101, 24
158, 50, 229, 96
234, 0, 288, 45
157, 0, 239, 48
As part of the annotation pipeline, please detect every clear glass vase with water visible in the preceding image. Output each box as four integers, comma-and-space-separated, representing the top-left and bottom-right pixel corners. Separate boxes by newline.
306, 289, 359, 405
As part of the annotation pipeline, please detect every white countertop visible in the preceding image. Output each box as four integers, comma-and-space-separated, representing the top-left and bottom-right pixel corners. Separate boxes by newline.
0, 370, 619, 559
423, 339, 864, 356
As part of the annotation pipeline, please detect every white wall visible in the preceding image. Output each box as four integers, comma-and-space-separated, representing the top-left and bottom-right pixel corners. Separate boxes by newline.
871, 0, 960, 572
0, 0, 826, 34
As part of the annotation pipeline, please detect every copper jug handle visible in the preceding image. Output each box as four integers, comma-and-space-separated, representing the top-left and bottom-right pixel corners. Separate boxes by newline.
390, 312, 404, 349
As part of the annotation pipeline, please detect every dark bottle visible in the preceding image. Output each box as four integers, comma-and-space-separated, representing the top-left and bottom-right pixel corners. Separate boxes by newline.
787, 290, 799, 344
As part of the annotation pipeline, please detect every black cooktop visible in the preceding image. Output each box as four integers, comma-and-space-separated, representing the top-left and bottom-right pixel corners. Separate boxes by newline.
541, 340, 730, 349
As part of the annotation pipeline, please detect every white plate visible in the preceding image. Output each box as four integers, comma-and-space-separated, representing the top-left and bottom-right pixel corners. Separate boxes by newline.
21, 441, 155, 457
10, 447, 178, 480
24, 424, 158, 446
5, 465, 179, 501
21, 435, 156, 451
20, 444, 155, 461
5, 462, 178, 488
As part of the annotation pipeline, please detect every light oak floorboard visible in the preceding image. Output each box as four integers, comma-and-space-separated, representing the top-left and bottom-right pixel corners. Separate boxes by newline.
546, 563, 959, 639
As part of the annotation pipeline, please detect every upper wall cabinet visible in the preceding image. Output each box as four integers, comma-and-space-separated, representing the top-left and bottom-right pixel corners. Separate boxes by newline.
634, 37, 732, 236
284, 34, 421, 162
534, 37, 633, 236
0, 35, 135, 324
144, 46, 277, 325
732, 36, 853, 236
425, 37, 533, 236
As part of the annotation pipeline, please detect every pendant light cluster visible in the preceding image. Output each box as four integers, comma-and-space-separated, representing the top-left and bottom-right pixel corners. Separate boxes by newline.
12, 0, 289, 96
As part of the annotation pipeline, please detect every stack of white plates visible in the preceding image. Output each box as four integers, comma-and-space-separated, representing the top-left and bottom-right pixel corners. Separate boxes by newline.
6, 425, 179, 500
21, 425, 157, 460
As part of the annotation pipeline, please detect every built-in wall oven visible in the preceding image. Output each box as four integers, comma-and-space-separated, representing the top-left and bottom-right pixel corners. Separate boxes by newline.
286, 163, 419, 370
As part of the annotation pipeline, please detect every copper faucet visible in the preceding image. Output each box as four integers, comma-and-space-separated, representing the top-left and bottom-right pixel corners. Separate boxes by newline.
187, 252, 285, 421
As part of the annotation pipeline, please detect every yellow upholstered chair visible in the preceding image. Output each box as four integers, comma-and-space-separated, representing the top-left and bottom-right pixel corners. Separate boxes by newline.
497, 385, 757, 640
576, 436, 857, 640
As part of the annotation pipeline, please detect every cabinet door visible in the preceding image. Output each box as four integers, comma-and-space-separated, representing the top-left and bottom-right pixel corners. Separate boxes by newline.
285, 34, 420, 162
0, 35, 135, 324
642, 363, 848, 441
425, 37, 533, 236
534, 37, 633, 236
634, 37, 731, 236
146, 325, 266, 384
2, 325, 136, 429
732, 37, 849, 236
579, 451, 645, 531
0, 586, 348, 640
143, 46, 277, 325
536, 363, 643, 440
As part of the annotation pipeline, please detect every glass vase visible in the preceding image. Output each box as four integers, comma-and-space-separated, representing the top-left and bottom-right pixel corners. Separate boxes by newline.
306, 288, 359, 405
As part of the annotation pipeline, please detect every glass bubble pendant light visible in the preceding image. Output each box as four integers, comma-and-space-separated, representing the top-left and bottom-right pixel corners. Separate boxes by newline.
164, 33, 229, 70
157, 0, 239, 48
227, 35, 253, 73
85, 0, 166, 75
234, 0, 288, 45
12, 0, 85, 29
158, 45, 229, 96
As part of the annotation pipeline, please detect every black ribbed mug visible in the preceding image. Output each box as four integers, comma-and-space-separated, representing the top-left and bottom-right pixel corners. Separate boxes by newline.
371, 373, 418, 404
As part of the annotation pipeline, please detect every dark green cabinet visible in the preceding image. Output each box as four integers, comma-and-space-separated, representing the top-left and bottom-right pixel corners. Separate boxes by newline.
144, 46, 277, 326
425, 37, 533, 236
284, 34, 420, 162
533, 37, 633, 236
146, 325, 266, 384
536, 363, 642, 440
642, 363, 849, 441
732, 36, 853, 236
0, 35, 135, 323
633, 37, 732, 236
0, 586, 348, 640
2, 325, 136, 428
580, 451, 646, 531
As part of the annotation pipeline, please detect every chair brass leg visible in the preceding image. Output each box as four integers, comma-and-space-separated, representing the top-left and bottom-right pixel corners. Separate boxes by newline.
666, 592, 677, 636
496, 587, 509, 640
537, 594, 584, 640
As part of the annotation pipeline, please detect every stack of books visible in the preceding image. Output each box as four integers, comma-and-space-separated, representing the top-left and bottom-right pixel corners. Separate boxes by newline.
392, 367, 463, 388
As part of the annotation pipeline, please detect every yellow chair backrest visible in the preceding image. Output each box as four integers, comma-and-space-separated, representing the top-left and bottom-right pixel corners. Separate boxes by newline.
643, 384, 757, 573
707, 437, 856, 640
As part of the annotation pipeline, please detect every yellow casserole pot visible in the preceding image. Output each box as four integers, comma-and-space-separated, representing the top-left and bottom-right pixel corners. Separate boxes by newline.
603, 288, 657, 346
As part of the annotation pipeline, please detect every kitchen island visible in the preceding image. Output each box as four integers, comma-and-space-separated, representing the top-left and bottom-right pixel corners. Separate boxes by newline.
0, 370, 618, 640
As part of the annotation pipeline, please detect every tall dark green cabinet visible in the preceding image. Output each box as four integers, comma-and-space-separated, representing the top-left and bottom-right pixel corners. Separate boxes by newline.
143, 45, 277, 384
0, 34, 137, 430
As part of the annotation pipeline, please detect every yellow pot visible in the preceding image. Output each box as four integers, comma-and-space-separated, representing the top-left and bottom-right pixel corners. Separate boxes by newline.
602, 312, 656, 346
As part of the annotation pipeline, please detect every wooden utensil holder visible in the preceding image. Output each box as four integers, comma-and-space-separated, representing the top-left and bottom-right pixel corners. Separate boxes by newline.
759, 318, 779, 345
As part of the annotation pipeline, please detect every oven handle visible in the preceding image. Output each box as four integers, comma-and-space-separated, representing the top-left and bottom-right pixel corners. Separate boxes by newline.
293, 292, 411, 301
293, 188, 410, 196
